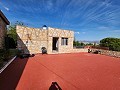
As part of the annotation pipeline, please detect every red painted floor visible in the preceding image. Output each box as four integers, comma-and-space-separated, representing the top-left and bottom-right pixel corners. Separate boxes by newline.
0, 53, 120, 90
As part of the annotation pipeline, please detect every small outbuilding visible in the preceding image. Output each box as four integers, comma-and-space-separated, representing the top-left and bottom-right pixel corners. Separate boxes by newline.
16, 25, 74, 54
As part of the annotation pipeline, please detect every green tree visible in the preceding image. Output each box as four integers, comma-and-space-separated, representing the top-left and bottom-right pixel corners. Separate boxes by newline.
86, 43, 93, 46
79, 42, 85, 46
7, 21, 25, 45
73, 41, 85, 47
73, 41, 79, 46
7, 25, 17, 43
100, 37, 120, 51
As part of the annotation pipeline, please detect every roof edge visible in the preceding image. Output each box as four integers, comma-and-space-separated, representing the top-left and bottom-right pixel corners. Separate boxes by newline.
0, 10, 10, 25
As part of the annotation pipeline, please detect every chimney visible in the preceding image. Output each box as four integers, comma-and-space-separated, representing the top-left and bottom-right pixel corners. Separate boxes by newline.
42, 25, 48, 30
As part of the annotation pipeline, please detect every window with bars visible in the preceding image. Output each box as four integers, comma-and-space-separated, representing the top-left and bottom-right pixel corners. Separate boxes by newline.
61, 38, 68, 45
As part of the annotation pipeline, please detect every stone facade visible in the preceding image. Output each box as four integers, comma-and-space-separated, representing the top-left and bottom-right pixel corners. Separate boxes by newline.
16, 26, 74, 54
0, 10, 9, 49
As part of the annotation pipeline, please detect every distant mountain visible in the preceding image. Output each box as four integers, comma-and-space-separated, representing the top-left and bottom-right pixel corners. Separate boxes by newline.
79, 40, 100, 44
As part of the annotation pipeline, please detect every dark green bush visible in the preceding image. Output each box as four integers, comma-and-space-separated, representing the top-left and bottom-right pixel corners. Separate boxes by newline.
0, 60, 3, 68
0, 49, 5, 60
0, 49, 19, 68
0, 49, 5, 68
100, 38, 120, 52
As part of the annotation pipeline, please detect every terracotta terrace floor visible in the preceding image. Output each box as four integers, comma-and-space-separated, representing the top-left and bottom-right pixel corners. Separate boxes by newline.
0, 53, 120, 90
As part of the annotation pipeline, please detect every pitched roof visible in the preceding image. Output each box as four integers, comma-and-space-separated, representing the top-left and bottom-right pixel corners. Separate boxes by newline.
0, 10, 10, 25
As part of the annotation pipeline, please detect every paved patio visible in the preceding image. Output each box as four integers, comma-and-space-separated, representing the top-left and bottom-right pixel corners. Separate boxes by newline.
0, 53, 120, 90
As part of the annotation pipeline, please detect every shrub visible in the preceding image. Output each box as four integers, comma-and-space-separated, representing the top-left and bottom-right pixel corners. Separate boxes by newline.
0, 49, 5, 68
100, 38, 120, 52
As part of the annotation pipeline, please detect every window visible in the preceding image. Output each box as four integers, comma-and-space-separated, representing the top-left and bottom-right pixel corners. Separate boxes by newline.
61, 38, 68, 45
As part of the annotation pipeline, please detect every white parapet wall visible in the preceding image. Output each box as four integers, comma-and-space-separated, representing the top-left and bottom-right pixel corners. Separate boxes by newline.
50, 48, 88, 54
71, 48, 88, 53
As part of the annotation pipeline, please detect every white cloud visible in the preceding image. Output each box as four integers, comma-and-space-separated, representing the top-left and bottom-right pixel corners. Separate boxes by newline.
75, 31, 86, 35
75, 32, 80, 34
101, 0, 112, 7
110, 30, 120, 33
98, 26, 110, 30
82, 32, 86, 34
46, 0, 53, 10
4, 7, 9, 11
0, 2, 9, 11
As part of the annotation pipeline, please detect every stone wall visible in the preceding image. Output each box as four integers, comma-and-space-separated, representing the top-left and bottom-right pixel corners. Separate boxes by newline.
48, 27, 74, 54
91, 49, 120, 58
0, 17, 7, 49
16, 26, 48, 54
16, 26, 74, 54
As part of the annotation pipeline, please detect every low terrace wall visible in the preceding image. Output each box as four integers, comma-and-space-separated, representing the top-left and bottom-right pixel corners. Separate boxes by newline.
91, 49, 120, 58
71, 48, 88, 53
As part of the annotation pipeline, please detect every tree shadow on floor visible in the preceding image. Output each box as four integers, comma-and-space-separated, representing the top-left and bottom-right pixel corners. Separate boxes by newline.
0, 34, 32, 90
0, 57, 29, 90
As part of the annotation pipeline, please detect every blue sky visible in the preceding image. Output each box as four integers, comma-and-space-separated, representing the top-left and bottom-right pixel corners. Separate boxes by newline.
0, 0, 120, 41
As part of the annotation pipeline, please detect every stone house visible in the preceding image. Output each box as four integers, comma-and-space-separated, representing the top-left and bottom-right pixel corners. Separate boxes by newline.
0, 10, 10, 49
16, 25, 74, 54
